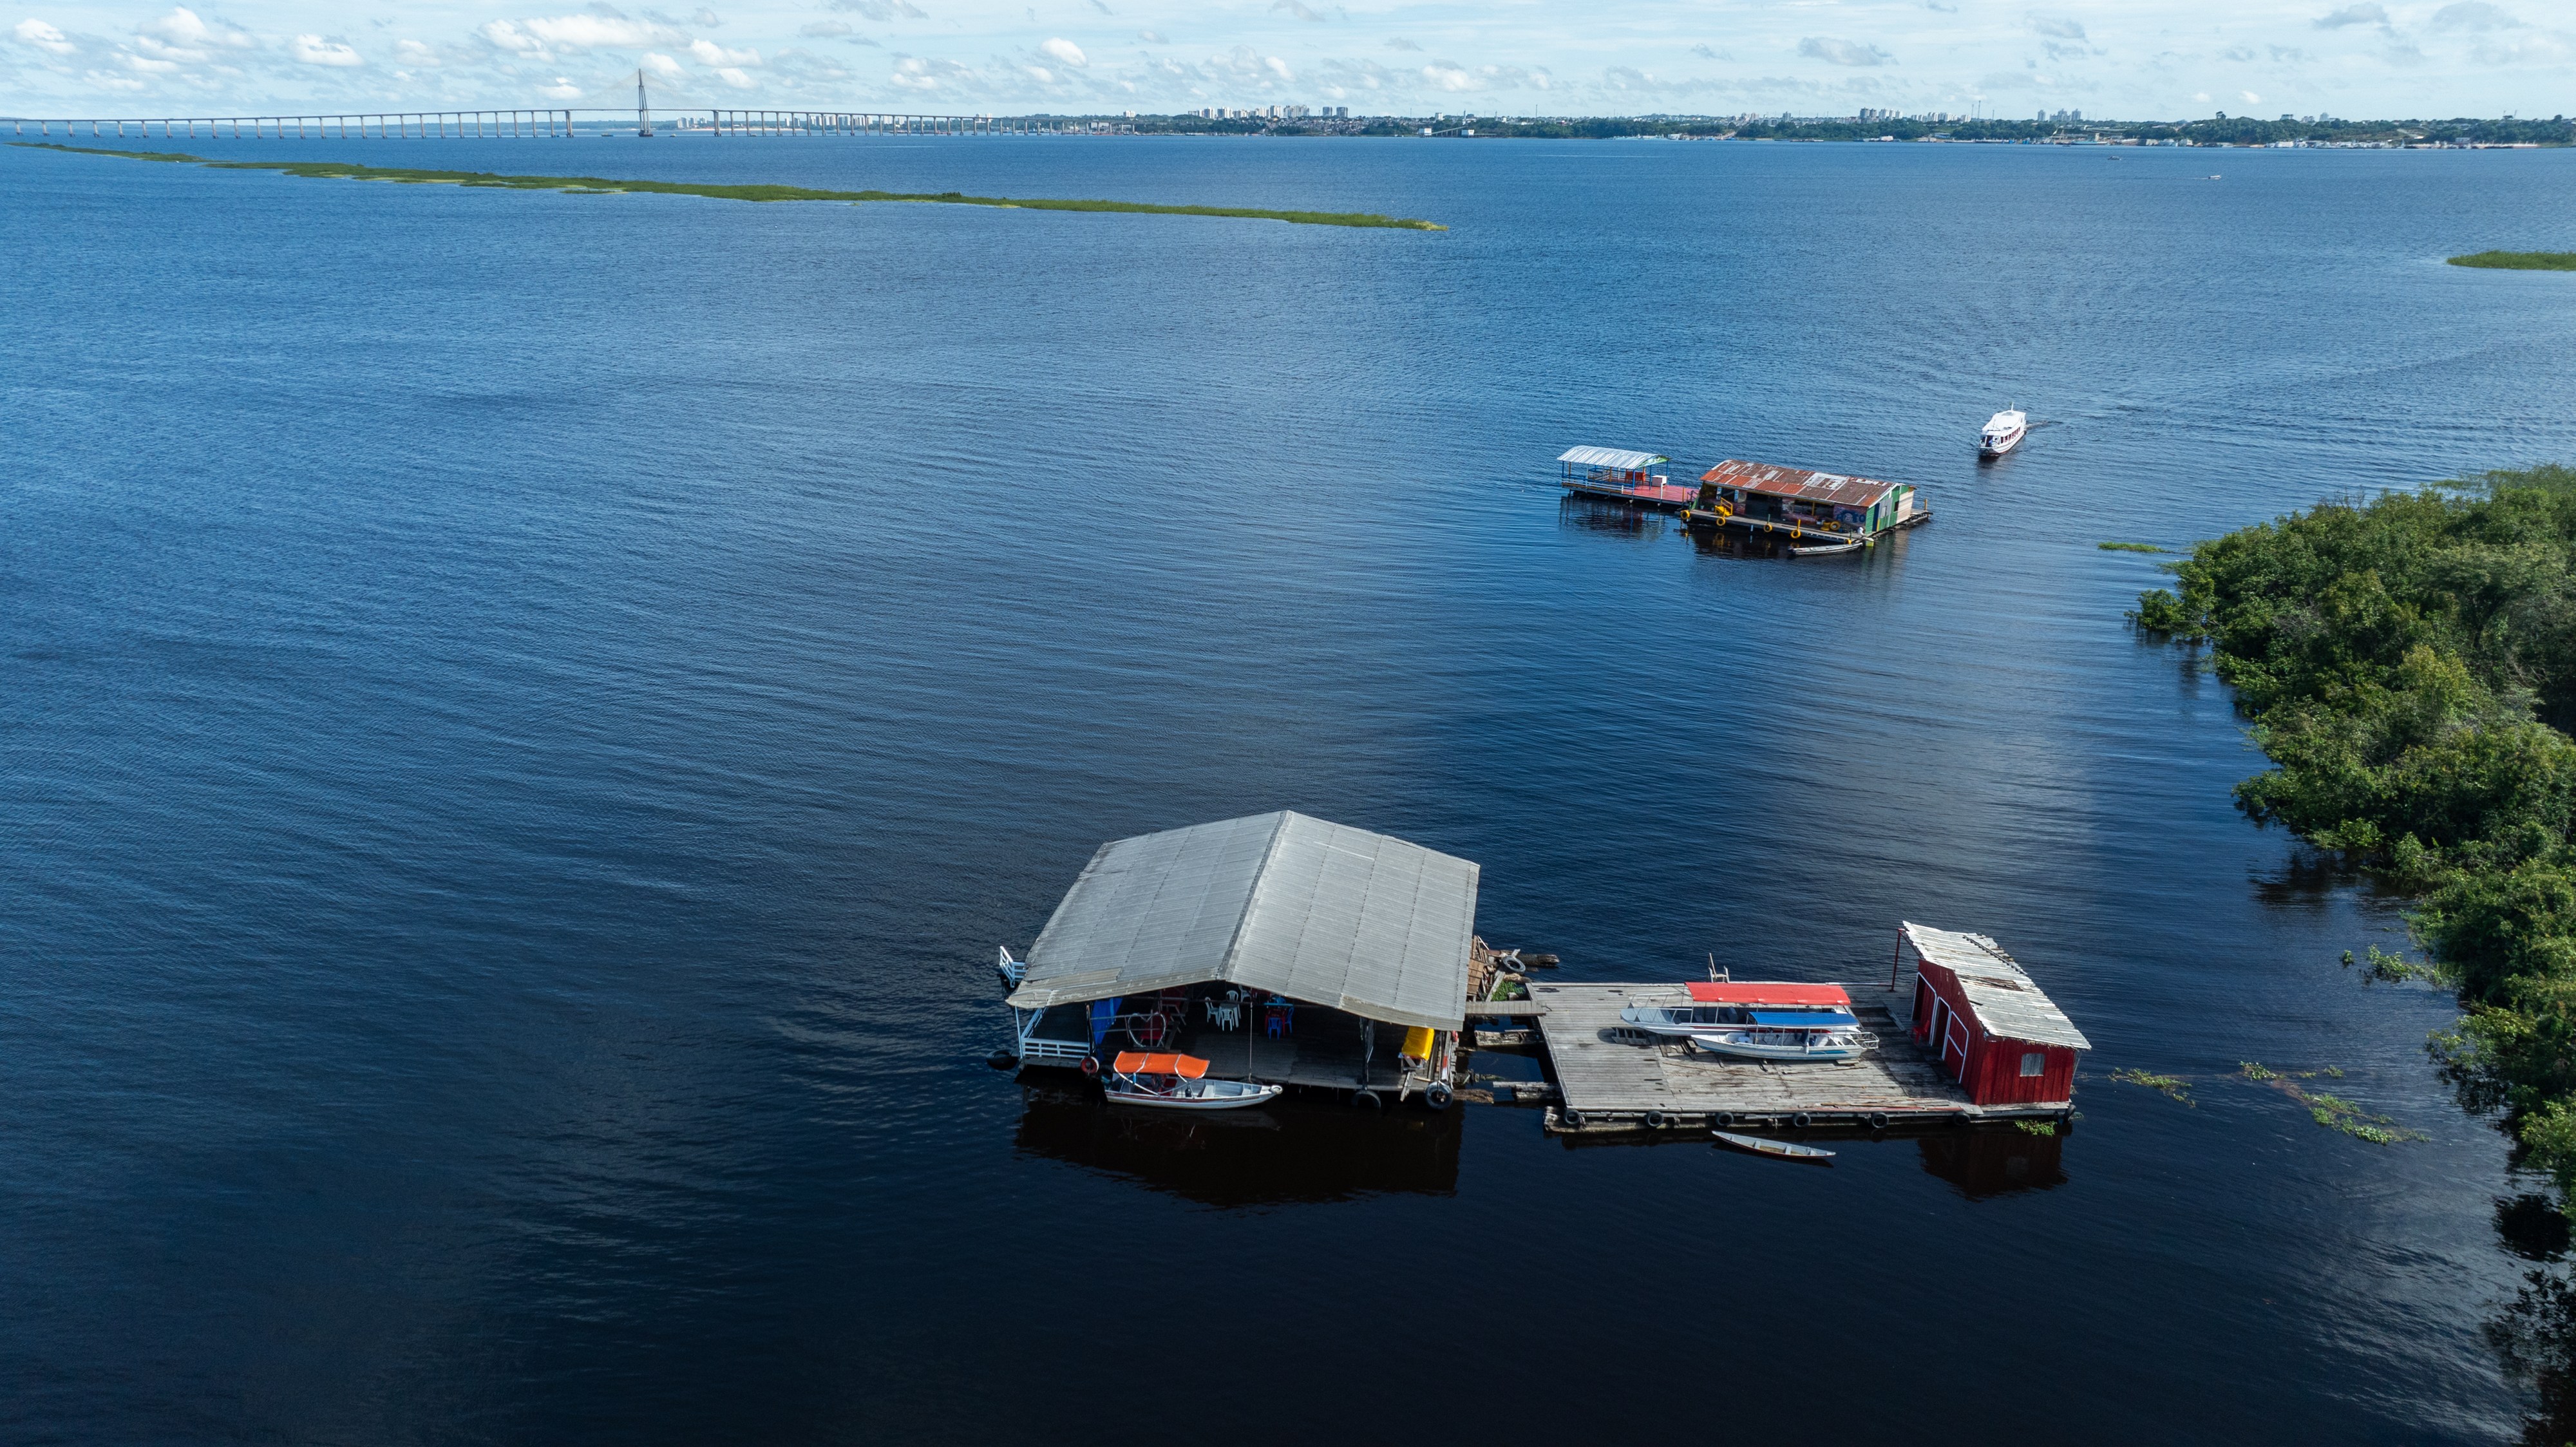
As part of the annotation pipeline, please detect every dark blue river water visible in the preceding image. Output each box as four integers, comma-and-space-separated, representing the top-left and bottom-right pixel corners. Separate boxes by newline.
10, 133, 2576, 1444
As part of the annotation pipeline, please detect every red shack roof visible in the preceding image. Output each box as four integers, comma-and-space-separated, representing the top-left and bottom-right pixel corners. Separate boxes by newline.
1700, 459, 1903, 509
1686, 981, 1853, 1007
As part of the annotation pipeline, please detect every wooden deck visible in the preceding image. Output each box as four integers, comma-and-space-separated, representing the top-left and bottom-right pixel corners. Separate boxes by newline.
1526, 981, 2068, 1133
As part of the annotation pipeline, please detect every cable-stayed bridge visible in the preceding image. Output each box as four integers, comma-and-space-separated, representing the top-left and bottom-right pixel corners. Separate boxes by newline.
5, 108, 1136, 142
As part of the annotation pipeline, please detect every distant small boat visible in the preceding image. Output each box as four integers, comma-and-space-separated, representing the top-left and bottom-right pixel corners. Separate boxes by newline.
1103, 1052, 1283, 1110
1979, 409, 2028, 457
1713, 1129, 1835, 1161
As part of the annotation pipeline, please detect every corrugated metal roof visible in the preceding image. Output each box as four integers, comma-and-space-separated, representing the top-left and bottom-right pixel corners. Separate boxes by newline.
1559, 446, 1669, 470
1005, 811, 1479, 1032
1700, 459, 1904, 508
1902, 921, 2092, 1050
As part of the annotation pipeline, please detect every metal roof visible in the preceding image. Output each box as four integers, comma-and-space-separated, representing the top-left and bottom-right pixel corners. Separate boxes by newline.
1558, 446, 1669, 471
1700, 459, 1904, 509
1005, 811, 1480, 1032
1902, 922, 2092, 1050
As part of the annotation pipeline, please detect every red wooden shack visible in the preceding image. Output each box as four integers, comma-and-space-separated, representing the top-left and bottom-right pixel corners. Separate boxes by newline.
1899, 922, 2090, 1108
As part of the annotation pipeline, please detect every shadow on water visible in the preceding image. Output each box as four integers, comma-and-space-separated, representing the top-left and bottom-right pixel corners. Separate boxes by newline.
1555, 495, 1676, 540
1010, 1079, 1462, 1207
1916, 1126, 2069, 1198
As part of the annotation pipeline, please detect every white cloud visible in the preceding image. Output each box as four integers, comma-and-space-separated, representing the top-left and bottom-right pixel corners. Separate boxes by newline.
830, 0, 924, 19
289, 32, 361, 64
13, 17, 74, 53
1039, 35, 1084, 66
2240, 88, 2262, 102
690, 36, 758, 62
717, 63, 753, 84
542, 75, 582, 97
142, 6, 251, 51
643, 48, 683, 72
1271, 0, 1321, 19
393, 37, 439, 64
520, 13, 671, 48
1799, 36, 1893, 66
478, 20, 548, 54
2313, 3, 2389, 28
799, 20, 851, 36
1385, 36, 1420, 51
2029, 15, 2085, 39
1138, 28, 1164, 42
2432, 2, 2519, 29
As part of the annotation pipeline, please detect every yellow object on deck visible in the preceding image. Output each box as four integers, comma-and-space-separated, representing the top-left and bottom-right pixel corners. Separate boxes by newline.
1401, 1025, 1435, 1060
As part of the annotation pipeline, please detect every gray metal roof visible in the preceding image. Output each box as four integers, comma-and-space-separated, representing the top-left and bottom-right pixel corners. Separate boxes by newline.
1005, 811, 1480, 1032
1902, 922, 2091, 1050
1558, 446, 1669, 471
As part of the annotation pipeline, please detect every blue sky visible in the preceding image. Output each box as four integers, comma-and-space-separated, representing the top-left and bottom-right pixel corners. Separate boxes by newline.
6, 0, 2570, 117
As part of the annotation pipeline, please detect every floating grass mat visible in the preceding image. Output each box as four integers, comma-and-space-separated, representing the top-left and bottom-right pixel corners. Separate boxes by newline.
2097, 541, 2168, 553
14, 142, 1445, 231
2447, 251, 2576, 270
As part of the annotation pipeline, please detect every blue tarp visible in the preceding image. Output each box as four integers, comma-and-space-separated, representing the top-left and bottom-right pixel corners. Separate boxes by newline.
1090, 997, 1122, 1044
1748, 1009, 1858, 1028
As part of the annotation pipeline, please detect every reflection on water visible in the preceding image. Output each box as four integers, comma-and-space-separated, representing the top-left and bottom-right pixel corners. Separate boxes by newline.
1917, 1127, 2069, 1198
1556, 495, 1678, 540
1011, 1080, 1461, 1207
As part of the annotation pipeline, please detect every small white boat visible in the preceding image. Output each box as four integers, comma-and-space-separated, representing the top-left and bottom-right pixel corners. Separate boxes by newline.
1102, 1052, 1283, 1110
1979, 409, 2027, 457
1713, 1130, 1835, 1161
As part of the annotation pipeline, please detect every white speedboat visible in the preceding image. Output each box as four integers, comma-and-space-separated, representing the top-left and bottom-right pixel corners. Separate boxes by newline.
1103, 1052, 1283, 1110
1687, 1019, 1877, 1062
1979, 410, 2028, 457
1620, 981, 1855, 1037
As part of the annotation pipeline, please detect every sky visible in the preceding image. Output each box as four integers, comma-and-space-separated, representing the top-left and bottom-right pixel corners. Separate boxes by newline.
4, 0, 2570, 119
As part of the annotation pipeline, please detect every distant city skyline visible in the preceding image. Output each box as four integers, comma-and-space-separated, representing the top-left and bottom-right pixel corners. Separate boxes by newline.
5, 0, 2569, 118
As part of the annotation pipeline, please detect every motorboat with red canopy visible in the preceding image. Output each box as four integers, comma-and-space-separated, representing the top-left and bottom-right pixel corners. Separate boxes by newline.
1619, 980, 1878, 1061
1104, 1052, 1285, 1110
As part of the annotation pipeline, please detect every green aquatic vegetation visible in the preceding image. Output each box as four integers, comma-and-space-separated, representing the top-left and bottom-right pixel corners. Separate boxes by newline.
2449, 252, 2576, 271
2014, 1119, 2058, 1137
14, 142, 1448, 230
2303, 1090, 2425, 1143
2240, 1061, 2282, 1081
2098, 541, 2168, 553
2110, 1067, 2194, 1105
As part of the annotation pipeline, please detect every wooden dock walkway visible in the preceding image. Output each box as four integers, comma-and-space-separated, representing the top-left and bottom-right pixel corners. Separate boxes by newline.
1525, 982, 2068, 1133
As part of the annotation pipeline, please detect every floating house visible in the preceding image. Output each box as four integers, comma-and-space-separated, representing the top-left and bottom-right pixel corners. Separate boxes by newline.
1896, 922, 2089, 1108
1001, 811, 1479, 1108
1685, 459, 1929, 553
1556, 446, 1696, 508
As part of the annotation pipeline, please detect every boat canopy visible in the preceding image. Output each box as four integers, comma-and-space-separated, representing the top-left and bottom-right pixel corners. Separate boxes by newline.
1004, 811, 1480, 1032
1113, 1052, 1209, 1077
1748, 1008, 1860, 1028
1685, 981, 1852, 1008
1558, 446, 1669, 471
1700, 459, 1901, 509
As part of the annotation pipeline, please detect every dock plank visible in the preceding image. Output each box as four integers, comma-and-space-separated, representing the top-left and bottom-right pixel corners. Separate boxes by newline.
1526, 982, 2065, 1131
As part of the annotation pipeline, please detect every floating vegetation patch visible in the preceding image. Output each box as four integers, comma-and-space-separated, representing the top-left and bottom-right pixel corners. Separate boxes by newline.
2110, 1067, 2193, 1105
15, 142, 1447, 231
2098, 541, 2168, 553
2241, 1061, 2424, 1143
2014, 1119, 2058, 1137
2448, 251, 2576, 271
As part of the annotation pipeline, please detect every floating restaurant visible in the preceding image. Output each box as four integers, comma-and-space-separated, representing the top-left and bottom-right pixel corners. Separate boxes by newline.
998, 814, 2090, 1138
1683, 459, 1930, 554
999, 811, 1479, 1109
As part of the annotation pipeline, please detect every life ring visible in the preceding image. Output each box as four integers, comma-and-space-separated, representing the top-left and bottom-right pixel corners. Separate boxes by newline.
1792, 1111, 1812, 1129
1561, 1109, 1587, 1129
1868, 1111, 1889, 1130
1079, 1055, 1099, 1077
1644, 1110, 1669, 1130
1424, 1083, 1454, 1111
1790, 527, 1802, 540
1714, 1111, 1734, 1128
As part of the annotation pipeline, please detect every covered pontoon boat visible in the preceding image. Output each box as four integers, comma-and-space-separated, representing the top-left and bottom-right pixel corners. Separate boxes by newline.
1000, 811, 1479, 1109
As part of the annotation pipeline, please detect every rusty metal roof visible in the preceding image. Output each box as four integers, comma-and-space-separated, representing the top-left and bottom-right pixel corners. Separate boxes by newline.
1902, 922, 2091, 1050
1700, 459, 1904, 509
